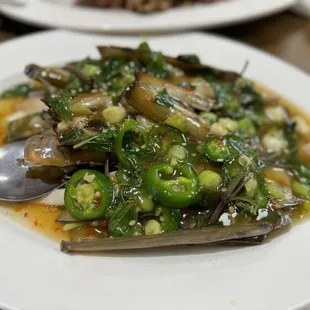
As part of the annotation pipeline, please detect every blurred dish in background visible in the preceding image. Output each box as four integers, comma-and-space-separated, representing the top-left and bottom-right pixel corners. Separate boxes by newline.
0, 0, 297, 33
77, 0, 228, 14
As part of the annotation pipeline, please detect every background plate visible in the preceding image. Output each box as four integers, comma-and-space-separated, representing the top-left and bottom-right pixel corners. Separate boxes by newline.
0, 30, 309, 310
0, 0, 297, 33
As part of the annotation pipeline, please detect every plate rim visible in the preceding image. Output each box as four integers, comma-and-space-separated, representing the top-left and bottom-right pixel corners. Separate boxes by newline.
0, 0, 298, 33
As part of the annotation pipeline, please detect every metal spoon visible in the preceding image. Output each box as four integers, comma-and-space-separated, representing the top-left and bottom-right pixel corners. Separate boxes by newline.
0, 140, 63, 202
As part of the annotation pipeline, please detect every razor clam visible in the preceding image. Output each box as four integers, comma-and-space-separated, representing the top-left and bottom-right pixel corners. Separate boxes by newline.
125, 81, 209, 141
6, 113, 54, 142
135, 72, 215, 111
97, 46, 239, 82
24, 135, 107, 167
70, 92, 113, 113
25, 64, 71, 89
60, 222, 273, 253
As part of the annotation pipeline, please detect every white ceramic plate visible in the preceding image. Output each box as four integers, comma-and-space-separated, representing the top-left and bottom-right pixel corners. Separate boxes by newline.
0, 0, 297, 33
1, 30, 310, 310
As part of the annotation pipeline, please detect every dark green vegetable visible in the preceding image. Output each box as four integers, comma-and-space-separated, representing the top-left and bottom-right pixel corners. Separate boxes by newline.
64, 169, 114, 220
177, 54, 201, 65
282, 121, 298, 163
157, 207, 180, 232
154, 89, 178, 108
238, 83, 263, 108
145, 162, 199, 208
59, 129, 84, 146
73, 127, 117, 152
114, 119, 149, 166
294, 164, 310, 186
47, 91, 72, 122
0, 83, 44, 99
203, 138, 233, 163
107, 202, 141, 237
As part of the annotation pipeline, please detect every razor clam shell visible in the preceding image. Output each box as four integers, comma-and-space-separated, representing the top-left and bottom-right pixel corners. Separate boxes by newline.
61, 222, 273, 253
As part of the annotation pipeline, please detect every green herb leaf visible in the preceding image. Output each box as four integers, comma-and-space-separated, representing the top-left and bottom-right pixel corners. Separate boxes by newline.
47, 91, 72, 122
239, 84, 263, 108
73, 128, 117, 152
282, 121, 298, 163
1, 83, 44, 99
59, 129, 84, 146
94, 56, 135, 97
108, 202, 137, 237
177, 54, 201, 64
154, 89, 178, 108
157, 207, 180, 232
138, 42, 151, 52
294, 164, 310, 186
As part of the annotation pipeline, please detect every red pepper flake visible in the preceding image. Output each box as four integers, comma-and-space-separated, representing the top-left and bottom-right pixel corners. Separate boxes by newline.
54, 227, 60, 232
86, 230, 96, 237
39, 135, 44, 141
55, 135, 60, 141
215, 139, 223, 146
184, 86, 193, 94
34, 220, 39, 227
14, 205, 24, 212
24, 212, 29, 218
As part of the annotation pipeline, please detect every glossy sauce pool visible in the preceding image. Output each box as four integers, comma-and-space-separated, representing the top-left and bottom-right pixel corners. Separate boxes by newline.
1, 84, 310, 243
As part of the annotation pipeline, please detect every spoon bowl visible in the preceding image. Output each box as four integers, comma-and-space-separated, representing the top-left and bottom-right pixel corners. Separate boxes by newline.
0, 140, 63, 201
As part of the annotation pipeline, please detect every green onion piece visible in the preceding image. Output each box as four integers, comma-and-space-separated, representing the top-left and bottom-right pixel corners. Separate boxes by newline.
145, 220, 161, 235
198, 170, 222, 189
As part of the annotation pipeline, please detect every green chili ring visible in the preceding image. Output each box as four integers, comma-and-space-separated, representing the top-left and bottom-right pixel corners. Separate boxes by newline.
145, 162, 199, 208
203, 138, 233, 163
64, 169, 114, 220
114, 119, 147, 166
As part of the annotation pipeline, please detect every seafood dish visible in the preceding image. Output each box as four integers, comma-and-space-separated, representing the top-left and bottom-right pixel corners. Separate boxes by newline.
1, 43, 310, 253
77, 0, 227, 13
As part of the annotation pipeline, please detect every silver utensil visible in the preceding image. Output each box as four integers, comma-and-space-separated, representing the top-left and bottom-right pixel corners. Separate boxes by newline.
0, 140, 63, 201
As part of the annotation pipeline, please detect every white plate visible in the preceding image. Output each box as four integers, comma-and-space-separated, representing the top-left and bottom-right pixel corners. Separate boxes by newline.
0, 0, 297, 33
1, 30, 310, 310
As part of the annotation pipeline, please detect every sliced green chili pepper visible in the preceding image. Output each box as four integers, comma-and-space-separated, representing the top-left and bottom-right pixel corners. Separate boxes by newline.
114, 119, 148, 166
145, 162, 199, 208
203, 138, 233, 163
64, 169, 114, 220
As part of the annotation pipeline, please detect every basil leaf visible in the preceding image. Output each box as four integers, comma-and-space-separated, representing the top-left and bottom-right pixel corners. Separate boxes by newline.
154, 89, 178, 108
282, 121, 298, 163
177, 54, 201, 64
294, 164, 310, 186
73, 128, 117, 152
239, 84, 263, 108
108, 202, 137, 237
59, 129, 84, 146
47, 91, 72, 122
1, 83, 44, 99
